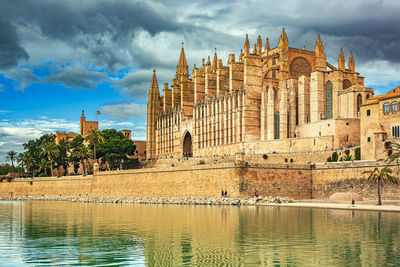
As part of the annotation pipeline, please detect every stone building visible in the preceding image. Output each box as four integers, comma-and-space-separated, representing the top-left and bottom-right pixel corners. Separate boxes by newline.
146, 29, 373, 159
55, 110, 98, 144
360, 86, 400, 160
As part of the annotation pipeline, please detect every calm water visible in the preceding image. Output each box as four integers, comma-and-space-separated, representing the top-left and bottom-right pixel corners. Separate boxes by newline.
0, 201, 399, 266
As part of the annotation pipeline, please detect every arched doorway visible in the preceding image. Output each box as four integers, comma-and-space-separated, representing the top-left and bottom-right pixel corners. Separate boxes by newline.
183, 132, 193, 157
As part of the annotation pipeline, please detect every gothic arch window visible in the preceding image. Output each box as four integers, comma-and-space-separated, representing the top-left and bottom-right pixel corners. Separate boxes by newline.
383, 102, 390, 113
357, 94, 362, 115
274, 112, 280, 139
343, 79, 352, 89
325, 81, 333, 119
366, 94, 370, 100
392, 101, 398, 112
289, 57, 312, 79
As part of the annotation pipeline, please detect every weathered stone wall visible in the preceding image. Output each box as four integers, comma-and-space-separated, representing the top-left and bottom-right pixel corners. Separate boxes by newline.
1, 161, 399, 200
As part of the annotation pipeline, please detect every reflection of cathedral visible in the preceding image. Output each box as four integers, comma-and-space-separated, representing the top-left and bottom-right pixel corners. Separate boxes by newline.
146, 29, 373, 159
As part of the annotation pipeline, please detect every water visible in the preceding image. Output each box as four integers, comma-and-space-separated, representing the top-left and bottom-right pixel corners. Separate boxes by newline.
0, 201, 399, 266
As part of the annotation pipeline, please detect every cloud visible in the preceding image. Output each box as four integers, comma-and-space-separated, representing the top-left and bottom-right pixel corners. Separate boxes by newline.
0, 17, 29, 69
45, 64, 108, 90
100, 103, 147, 120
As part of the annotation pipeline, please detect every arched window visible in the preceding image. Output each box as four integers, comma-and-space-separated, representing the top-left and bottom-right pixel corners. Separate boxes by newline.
357, 94, 362, 116
325, 81, 333, 119
392, 101, 398, 112
383, 102, 391, 113
366, 94, 370, 99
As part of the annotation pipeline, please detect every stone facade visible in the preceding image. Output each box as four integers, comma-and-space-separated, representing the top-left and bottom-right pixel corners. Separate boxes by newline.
360, 86, 400, 160
147, 29, 372, 159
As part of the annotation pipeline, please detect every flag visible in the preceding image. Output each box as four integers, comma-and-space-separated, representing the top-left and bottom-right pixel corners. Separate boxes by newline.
96, 111, 101, 115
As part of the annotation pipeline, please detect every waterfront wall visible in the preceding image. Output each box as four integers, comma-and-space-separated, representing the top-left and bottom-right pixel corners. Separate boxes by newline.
0, 161, 399, 200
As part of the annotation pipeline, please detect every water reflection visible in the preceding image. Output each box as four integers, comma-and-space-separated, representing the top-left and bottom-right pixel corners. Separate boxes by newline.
0, 201, 399, 266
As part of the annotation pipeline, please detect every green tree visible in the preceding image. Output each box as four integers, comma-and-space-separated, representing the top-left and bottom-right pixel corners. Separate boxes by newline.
73, 145, 90, 175
38, 159, 50, 176
5, 151, 18, 178
96, 129, 136, 170
386, 142, 400, 176
54, 139, 69, 176
85, 129, 105, 163
363, 167, 397, 205
42, 141, 59, 177
68, 135, 84, 174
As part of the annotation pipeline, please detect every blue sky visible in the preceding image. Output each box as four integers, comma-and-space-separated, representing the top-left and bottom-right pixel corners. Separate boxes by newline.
1, 0, 400, 162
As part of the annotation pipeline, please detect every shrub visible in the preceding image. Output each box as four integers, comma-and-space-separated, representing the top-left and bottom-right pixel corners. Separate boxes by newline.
327, 157, 332, 162
344, 149, 350, 156
38, 173, 46, 177
199, 160, 205, 165
355, 147, 361, 160
331, 152, 339, 162
343, 155, 353, 161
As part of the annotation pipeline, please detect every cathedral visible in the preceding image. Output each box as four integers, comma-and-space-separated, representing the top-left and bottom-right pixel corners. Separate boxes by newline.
146, 29, 374, 160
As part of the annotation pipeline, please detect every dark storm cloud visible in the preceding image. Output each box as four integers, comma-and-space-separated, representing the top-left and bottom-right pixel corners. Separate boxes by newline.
0, 18, 29, 69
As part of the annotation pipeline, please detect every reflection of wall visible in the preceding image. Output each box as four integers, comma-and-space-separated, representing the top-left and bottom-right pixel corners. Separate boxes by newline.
4, 201, 400, 266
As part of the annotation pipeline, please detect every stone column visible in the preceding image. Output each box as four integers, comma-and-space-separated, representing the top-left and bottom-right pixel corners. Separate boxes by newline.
267, 87, 275, 140
298, 75, 310, 125
310, 71, 325, 122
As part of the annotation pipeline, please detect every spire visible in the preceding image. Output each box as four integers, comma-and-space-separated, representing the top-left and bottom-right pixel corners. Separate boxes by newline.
207, 56, 211, 66
348, 51, 355, 72
81, 110, 84, 117
257, 35, 262, 55
244, 34, 250, 56
314, 34, 325, 58
212, 50, 218, 72
278, 28, 288, 49
176, 47, 189, 78
239, 49, 244, 62
149, 69, 160, 99
253, 44, 257, 54
265, 38, 270, 53
338, 48, 345, 70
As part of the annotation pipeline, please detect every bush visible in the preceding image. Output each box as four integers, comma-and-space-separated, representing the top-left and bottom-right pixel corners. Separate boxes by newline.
38, 173, 46, 177
199, 160, 205, 165
344, 149, 350, 156
331, 152, 339, 162
355, 147, 361, 160
327, 156, 332, 162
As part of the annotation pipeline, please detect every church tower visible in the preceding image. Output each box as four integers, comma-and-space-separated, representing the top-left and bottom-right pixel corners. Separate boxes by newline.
146, 69, 161, 159
80, 110, 85, 136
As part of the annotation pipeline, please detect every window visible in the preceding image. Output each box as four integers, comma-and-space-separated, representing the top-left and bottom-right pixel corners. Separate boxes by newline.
368, 137, 371, 142
357, 94, 362, 115
383, 102, 390, 113
325, 81, 333, 119
272, 69, 276, 78
392, 101, 398, 112
393, 126, 400, 138
274, 112, 280, 139
367, 110, 370, 116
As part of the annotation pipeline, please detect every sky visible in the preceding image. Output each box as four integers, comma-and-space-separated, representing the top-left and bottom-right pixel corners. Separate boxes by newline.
1, 0, 400, 163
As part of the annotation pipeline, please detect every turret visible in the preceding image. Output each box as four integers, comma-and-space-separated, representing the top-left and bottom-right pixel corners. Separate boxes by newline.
278, 28, 288, 50
212, 51, 218, 72
256, 35, 262, 55
348, 51, 355, 72
338, 48, 345, 70
265, 38, 270, 54
314, 34, 326, 71
244, 34, 250, 56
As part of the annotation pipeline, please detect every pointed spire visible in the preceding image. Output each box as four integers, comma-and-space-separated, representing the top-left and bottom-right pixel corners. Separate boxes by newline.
253, 44, 257, 54
176, 46, 189, 78
257, 35, 262, 55
338, 48, 345, 70
348, 51, 355, 72
244, 34, 250, 56
265, 38, 270, 53
278, 27, 288, 49
149, 69, 160, 99
239, 49, 244, 62
81, 110, 84, 117
202, 58, 205, 67
212, 50, 218, 72
314, 34, 325, 58
207, 56, 211, 66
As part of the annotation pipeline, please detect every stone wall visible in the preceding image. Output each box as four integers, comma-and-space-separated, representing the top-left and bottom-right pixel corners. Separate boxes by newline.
0, 160, 399, 200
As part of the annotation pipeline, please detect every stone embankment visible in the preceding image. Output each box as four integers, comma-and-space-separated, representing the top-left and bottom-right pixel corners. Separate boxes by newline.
0, 196, 296, 206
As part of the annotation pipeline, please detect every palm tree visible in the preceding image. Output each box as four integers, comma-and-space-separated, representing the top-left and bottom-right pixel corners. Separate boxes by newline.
363, 167, 398, 205
41, 142, 59, 177
74, 145, 90, 175
85, 129, 105, 162
386, 142, 400, 176
38, 159, 50, 176
5, 150, 18, 178
16, 153, 25, 177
